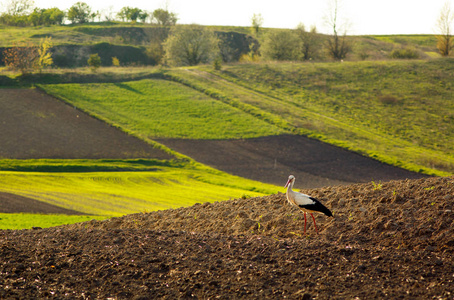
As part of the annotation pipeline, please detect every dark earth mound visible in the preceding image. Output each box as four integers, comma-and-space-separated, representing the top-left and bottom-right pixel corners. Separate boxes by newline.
1, 176, 453, 299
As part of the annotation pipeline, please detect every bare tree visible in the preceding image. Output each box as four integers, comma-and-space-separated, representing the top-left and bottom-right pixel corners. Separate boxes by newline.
251, 13, 264, 37
2, 0, 34, 16
436, 1, 454, 56
324, 0, 351, 60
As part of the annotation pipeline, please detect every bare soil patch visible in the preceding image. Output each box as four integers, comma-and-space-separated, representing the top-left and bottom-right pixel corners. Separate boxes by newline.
0, 89, 172, 160
157, 136, 428, 188
1, 176, 453, 299
0, 192, 84, 215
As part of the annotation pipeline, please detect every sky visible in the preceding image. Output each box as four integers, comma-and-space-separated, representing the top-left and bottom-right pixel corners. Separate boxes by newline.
29, 0, 452, 35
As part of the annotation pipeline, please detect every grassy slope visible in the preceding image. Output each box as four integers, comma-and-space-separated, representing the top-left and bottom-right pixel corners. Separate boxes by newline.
0, 23, 439, 58
168, 61, 454, 176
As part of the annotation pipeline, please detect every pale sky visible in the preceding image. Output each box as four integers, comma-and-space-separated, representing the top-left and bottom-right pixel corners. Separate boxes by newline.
29, 0, 452, 35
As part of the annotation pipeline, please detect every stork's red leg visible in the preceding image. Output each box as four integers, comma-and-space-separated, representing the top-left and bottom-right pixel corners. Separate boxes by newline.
304, 212, 307, 234
310, 213, 319, 234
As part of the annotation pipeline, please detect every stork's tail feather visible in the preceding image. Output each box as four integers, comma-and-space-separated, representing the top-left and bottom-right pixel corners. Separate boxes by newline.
307, 197, 333, 217
321, 205, 333, 217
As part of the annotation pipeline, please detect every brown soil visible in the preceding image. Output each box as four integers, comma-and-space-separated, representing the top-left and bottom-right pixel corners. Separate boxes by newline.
0, 192, 84, 215
157, 136, 427, 187
1, 176, 453, 299
0, 89, 172, 160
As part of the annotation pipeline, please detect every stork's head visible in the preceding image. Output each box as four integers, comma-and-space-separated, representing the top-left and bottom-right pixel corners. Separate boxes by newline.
284, 175, 295, 188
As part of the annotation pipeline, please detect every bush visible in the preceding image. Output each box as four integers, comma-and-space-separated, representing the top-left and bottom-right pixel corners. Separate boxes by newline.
390, 48, 419, 59
87, 53, 101, 71
112, 56, 120, 66
163, 25, 220, 66
261, 30, 301, 61
213, 56, 222, 70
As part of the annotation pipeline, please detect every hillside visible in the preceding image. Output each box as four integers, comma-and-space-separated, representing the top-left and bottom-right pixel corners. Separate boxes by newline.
0, 23, 441, 68
1, 175, 453, 299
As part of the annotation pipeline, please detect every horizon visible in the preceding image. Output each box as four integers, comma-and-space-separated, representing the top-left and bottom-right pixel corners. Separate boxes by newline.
6, 0, 452, 35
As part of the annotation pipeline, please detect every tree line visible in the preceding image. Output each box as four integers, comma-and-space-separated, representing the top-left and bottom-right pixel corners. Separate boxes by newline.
0, 0, 177, 26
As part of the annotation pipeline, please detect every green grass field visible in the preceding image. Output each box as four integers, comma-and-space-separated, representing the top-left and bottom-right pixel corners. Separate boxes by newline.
40, 78, 283, 139
0, 161, 281, 220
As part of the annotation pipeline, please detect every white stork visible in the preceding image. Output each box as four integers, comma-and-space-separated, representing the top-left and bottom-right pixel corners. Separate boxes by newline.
284, 175, 333, 234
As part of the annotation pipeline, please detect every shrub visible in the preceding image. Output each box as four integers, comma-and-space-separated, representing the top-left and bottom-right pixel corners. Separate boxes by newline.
213, 56, 222, 70
112, 56, 120, 66
261, 30, 301, 61
163, 25, 220, 66
87, 53, 101, 71
390, 48, 419, 59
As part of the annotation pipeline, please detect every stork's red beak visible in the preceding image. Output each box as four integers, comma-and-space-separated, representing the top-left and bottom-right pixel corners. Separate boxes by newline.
284, 179, 291, 188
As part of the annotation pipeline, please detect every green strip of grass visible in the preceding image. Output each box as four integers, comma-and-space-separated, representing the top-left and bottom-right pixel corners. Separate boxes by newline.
0, 213, 109, 230
0, 166, 281, 217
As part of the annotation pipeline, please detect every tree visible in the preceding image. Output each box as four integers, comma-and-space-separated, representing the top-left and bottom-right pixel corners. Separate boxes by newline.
112, 56, 120, 66
152, 8, 177, 25
67, 2, 91, 24
163, 25, 220, 66
436, 1, 454, 56
251, 13, 263, 36
325, 0, 351, 60
101, 6, 115, 21
138, 11, 149, 23
117, 7, 142, 22
87, 53, 101, 71
28, 7, 65, 26
2, 42, 39, 74
296, 23, 320, 60
261, 30, 300, 61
